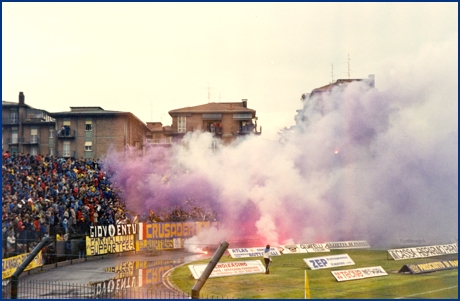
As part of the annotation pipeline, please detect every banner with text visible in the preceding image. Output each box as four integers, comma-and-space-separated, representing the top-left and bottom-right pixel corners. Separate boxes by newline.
137, 221, 220, 251
279, 243, 330, 254
86, 235, 136, 256
2, 251, 43, 279
325, 241, 370, 249
227, 247, 281, 258
188, 260, 265, 279
331, 266, 387, 282
398, 259, 458, 274
388, 243, 458, 260
304, 254, 355, 270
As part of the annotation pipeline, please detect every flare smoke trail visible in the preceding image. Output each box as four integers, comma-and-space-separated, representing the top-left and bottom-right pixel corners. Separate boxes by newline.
104, 37, 457, 248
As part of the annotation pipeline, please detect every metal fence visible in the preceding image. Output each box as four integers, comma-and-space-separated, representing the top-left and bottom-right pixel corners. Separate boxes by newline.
2, 279, 234, 299
2, 279, 193, 299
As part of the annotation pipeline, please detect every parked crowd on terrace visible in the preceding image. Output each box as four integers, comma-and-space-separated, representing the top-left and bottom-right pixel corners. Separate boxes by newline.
1, 151, 218, 259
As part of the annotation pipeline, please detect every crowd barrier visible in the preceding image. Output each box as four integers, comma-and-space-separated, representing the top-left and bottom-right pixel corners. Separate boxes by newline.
2, 221, 220, 280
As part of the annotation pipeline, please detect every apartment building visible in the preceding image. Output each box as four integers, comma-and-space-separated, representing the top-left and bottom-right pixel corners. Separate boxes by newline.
301, 74, 375, 101
2, 92, 264, 157
48, 106, 151, 159
3, 93, 152, 159
168, 99, 261, 144
2, 92, 56, 156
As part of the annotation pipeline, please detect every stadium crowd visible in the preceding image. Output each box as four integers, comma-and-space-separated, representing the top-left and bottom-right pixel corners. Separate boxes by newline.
2, 151, 218, 259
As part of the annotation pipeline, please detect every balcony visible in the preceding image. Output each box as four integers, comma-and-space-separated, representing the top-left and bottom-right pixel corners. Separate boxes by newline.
55, 150, 76, 158
6, 138, 24, 144
22, 136, 40, 144
206, 123, 223, 136
2, 118, 19, 125
237, 123, 262, 136
57, 129, 76, 139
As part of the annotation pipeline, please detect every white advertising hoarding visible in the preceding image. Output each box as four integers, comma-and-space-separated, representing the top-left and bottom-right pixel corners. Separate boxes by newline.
227, 247, 281, 258
304, 254, 355, 270
388, 243, 458, 260
188, 260, 265, 279
331, 266, 388, 282
279, 243, 330, 254
324, 241, 370, 249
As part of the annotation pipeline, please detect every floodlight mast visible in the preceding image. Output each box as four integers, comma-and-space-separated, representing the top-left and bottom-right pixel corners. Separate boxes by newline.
191, 241, 229, 299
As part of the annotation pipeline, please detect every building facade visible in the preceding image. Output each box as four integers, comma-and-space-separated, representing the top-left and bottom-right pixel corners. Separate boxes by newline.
49, 107, 152, 159
2, 92, 56, 156
168, 99, 261, 144
2, 93, 264, 158
2, 92, 153, 159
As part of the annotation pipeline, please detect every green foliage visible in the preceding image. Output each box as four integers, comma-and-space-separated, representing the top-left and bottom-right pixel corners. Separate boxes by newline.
169, 249, 458, 299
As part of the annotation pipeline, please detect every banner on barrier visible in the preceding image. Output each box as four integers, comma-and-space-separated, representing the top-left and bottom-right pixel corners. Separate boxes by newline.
188, 260, 265, 279
86, 235, 136, 256
399, 259, 458, 274
388, 243, 458, 260
279, 243, 330, 254
331, 266, 387, 282
325, 241, 370, 249
227, 247, 281, 258
2, 251, 43, 279
304, 254, 355, 270
89, 224, 138, 238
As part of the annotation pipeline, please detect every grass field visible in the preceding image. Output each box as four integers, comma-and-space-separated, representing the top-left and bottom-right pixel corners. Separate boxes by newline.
168, 249, 458, 299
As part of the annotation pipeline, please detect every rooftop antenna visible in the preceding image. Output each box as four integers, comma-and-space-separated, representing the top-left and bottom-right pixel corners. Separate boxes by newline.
331, 63, 334, 83
348, 54, 351, 79
208, 82, 210, 103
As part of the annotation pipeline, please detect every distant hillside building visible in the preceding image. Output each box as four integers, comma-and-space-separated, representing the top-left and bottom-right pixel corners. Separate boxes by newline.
168, 99, 261, 144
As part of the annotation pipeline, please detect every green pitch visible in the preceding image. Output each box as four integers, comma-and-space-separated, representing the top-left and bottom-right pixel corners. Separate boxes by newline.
168, 249, 458, 299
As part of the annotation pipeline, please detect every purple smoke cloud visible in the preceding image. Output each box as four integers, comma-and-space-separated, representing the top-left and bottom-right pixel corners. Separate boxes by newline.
104, 37, 457, 248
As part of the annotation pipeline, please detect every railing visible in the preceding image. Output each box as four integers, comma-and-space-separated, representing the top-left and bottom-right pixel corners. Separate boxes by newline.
57, 130, 76, 138
2, 280, 195, 299
22, 137, 40, 144
2, 118, 19, 125
6, 138, 24, 144
55, 150, 76, 158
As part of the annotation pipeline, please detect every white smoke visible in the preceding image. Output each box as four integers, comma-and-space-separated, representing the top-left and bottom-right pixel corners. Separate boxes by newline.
106, 35, 458, 249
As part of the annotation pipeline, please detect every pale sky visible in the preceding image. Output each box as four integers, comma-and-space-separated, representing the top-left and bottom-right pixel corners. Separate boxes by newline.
2, 2, 458, 140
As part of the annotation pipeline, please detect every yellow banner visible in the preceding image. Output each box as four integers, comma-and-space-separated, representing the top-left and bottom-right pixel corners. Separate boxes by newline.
2, 251, 43, 280
86, 235, 135, 256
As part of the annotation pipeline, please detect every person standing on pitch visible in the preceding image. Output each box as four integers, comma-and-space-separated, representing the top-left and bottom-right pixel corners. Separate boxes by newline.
263, 244, 272, 274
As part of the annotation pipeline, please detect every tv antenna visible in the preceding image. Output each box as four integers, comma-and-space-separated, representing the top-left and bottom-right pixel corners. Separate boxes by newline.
331, 63, 334, 83
348, 54, 351, 79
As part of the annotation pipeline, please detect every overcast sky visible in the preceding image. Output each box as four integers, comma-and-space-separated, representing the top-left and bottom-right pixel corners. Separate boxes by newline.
2, 2, 457, 140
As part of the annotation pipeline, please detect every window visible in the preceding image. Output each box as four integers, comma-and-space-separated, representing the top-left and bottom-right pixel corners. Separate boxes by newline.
12, 128, 18, 144
31, 147, 38, 156
31, 128, 38, 143
85, 141, 92, 151
63, 141, 71, 157
178, 116, 186, 133
85, 120, 92, 131
9, 109, 18, 124
49, 148, 54, 156
49, 128, 54, 138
